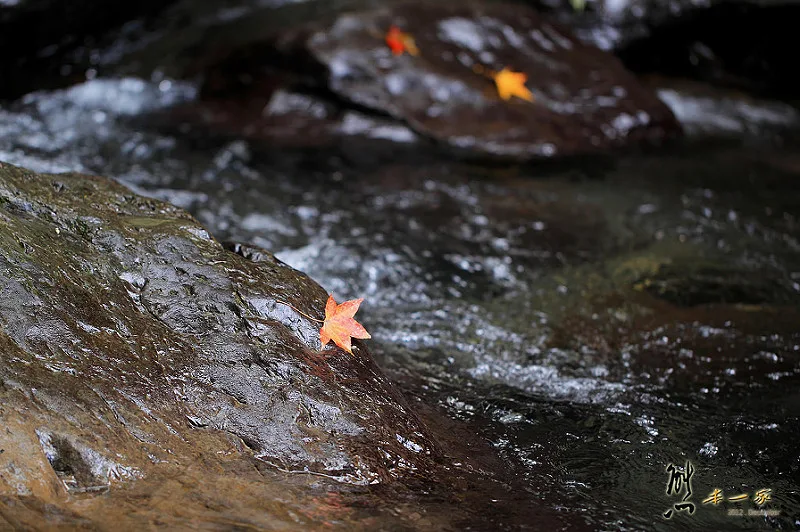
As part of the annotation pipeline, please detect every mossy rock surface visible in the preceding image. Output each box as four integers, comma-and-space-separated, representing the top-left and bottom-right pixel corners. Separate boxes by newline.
0, 161, 438, 510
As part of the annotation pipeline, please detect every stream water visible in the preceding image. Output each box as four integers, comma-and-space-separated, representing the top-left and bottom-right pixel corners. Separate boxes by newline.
1, 7, 799, 530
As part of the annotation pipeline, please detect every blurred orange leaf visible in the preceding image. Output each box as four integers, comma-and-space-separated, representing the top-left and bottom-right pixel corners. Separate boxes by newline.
492, 67, 534, 102
385, 25, 419, 56
319, 295, 371, 355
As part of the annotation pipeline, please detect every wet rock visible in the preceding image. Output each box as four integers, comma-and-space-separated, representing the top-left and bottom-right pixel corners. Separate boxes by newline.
161, 87, 421, 155
200, 1, 680, 160
0, 160, 439, 509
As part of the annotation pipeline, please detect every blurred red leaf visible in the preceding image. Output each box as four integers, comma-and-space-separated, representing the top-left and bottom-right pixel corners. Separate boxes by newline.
385, 25, 419, 56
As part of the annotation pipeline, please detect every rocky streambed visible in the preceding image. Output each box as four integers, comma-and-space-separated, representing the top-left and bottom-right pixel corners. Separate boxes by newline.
1, 0, 800, 530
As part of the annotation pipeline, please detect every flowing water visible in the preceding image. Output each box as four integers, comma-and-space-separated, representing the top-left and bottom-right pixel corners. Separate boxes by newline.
1, 12, 799, 530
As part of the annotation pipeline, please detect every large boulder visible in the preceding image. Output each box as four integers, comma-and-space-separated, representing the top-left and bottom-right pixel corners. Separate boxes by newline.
200, 1, 680, 160
0, 160, 439, 508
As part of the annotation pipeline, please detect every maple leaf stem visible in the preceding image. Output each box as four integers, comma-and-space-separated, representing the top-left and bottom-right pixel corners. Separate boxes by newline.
274, 299, 324, 323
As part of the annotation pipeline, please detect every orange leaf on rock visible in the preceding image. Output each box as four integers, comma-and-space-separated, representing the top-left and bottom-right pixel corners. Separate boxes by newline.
319, 295, 371, 355
492, 67, 534, 102
385, 25, 419, 56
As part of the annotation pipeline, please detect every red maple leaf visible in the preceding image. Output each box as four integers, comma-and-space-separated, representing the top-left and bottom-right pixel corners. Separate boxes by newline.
385, 25, 419, 56
319, 295, 371, 355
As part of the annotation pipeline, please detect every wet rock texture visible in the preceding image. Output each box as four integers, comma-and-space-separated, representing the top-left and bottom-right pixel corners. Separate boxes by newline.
0, 161, 438, 506
200, 1, 680, 160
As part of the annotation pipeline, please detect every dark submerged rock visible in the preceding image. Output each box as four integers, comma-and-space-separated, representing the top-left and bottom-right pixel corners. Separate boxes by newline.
199, 1, 680, 160
0, 0, 180, 100
651, 77, 800, 138
521, 0, 721, 51
617, 2, 800, 99
521, 0, 800, 98
634, 259, 797, 307
522, 0, 793, 50
0, 161, 439, 503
